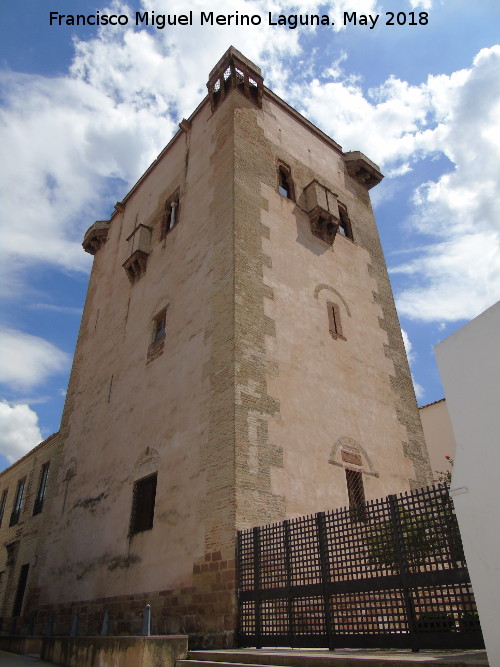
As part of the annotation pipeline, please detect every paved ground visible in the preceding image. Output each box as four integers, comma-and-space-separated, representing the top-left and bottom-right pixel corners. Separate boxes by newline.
0, 648, 490, 666
191, 648, 490, 665
0, 653, 56, 666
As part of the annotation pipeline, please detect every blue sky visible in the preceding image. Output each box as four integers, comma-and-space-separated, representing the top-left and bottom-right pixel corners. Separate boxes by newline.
1, 0, 499, 471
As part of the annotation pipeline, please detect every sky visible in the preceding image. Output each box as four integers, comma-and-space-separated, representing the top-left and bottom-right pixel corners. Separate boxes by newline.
0, 0, 499, 472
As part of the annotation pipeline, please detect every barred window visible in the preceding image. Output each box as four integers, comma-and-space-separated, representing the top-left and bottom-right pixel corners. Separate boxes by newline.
130, 474, 157, 535
9, 478, 26, 527
345, 468, 366, 522
33, 462, 50, 516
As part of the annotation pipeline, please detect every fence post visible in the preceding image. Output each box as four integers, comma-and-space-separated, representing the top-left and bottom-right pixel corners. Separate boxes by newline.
283, 520, 295, 647
141, 604, 151, 636
317, 511, 335, 650
253, 526, 262, 649
388, 494, 418, 652
101, 609, 109, 636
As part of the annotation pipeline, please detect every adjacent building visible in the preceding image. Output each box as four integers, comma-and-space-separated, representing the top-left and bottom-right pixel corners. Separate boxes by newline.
419, 398, 456, 481
0, 47, 431, 647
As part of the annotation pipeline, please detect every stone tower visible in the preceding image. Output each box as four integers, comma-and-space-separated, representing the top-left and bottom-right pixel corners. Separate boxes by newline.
28, 48, 431, 646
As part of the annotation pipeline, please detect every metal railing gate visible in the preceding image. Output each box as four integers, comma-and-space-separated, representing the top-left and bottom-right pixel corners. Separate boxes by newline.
237, 484, 484, 650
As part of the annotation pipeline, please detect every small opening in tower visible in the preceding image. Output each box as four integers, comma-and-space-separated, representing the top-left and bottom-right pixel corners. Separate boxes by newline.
153, 311, 166, 343
160, 197, 179, 240
338, 204, 353, 240
278, 165, 294, 200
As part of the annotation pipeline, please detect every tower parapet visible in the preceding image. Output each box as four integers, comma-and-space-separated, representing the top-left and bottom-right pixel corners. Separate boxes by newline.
207, 46, 263, 111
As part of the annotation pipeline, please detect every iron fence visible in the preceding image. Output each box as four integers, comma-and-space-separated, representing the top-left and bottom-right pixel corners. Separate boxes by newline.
237, 484, 484, 651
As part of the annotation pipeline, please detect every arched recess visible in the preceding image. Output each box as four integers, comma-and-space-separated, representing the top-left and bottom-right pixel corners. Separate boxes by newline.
328, 436, 379, 478
314, 284, 351, 317
132, 447, 160, 482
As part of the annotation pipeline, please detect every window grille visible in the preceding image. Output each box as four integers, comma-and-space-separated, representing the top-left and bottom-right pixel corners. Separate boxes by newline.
345, 468, 366, 521
130, 473, 157, 535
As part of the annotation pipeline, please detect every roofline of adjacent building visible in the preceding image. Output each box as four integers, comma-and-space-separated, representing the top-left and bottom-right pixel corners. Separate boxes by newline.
419, 397, 446, 410
0, 432, 59, 478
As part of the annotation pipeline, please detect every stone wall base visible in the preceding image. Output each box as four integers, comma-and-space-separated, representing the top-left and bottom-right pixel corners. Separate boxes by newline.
41, 635, 188, 667
20, 550, 237, 649
0, 636, 43, 655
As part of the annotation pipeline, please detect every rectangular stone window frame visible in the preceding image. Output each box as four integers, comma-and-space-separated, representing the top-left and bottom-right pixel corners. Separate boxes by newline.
9, 478, 26, 527
327, 301, 346, 341
129, 473, 157, 535
33, 461, 50, 516
0, 489, 7, 528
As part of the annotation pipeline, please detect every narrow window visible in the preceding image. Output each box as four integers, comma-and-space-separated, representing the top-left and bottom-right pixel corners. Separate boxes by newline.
345, 468, 366, 522
327, 301, 345, 340
338, 204, 353, 240
160, 197, 180, 240
130, 473, 157, 535
278, 165, 294, 201
33, 462, 50, 516
0, 490, 7, 527
147, 307, 168, 363
12, 563, 29, 617
9, 478, 26, 527
153, 310, 167, 343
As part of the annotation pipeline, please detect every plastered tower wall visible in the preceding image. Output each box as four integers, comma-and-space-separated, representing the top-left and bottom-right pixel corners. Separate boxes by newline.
13, 48, 430, 646
30, 92, 241, 643
231, 83, 430, 528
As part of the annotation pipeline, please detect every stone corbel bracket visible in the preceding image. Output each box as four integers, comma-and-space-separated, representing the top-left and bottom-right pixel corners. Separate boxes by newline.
344, 151, 383, 189
82, 220, 110, 255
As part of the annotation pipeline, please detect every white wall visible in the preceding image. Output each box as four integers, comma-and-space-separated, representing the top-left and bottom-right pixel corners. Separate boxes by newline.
435, 301, 500, 666
419, 399, 456, 480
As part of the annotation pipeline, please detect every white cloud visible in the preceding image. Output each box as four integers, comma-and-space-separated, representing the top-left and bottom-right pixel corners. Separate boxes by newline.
290, 45, 500, 324
0, 328, 70, 391
2, 0, 385, 290
401, 329, 424, 400
0, 401, 43, 464
401, 329, 414, 363
1, 4, 499, 328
